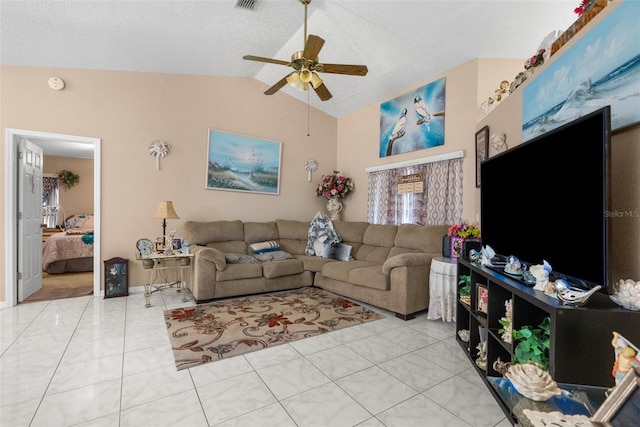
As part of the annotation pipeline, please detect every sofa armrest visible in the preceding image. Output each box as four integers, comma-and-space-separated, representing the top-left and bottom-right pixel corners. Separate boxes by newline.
382, 252, 438, 274
191, 245, 227, 271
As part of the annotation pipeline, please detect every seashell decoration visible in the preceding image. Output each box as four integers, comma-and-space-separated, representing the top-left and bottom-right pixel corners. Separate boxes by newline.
610, 279, 640, 311
505, 363, 561, 401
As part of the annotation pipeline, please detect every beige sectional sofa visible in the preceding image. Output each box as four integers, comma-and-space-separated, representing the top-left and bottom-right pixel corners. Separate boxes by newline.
184, 219, 448, 320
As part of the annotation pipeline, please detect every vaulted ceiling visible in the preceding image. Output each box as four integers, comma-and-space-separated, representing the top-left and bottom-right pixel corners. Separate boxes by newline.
2, 0, 579, 119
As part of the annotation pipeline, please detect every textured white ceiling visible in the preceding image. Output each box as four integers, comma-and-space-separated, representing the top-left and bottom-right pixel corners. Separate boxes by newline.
2, 0, 580, 154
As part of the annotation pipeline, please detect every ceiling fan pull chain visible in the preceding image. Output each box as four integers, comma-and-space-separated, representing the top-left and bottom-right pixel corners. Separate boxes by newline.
307, 90, 311, 137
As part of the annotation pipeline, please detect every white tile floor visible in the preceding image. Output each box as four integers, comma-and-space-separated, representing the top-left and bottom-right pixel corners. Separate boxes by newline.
0, 286, 510, 427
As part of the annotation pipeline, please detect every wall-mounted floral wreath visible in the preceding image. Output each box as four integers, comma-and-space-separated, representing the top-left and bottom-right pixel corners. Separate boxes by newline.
58, 169, 79, 190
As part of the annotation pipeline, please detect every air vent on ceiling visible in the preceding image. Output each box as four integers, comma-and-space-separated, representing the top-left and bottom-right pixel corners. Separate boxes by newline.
234, 0, 257, 11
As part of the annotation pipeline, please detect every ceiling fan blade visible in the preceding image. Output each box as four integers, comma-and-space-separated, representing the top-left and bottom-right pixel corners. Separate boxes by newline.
313, 83, 332, 101
317, 63, 368, 76
303, 35, 325, 60
264, 76, 289, 95
243, 55, 291, 67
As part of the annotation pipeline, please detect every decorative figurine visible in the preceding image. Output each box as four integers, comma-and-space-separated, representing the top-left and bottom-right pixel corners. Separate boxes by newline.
610, 279, 640, 311
499, 299, 513, 343
504, 255, 523, 276
530, 261, 552, 292
611, 332, 640, 385
553, 280, 602, 306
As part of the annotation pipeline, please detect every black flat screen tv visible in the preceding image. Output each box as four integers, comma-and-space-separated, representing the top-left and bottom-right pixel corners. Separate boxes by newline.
480, 106, 611, 292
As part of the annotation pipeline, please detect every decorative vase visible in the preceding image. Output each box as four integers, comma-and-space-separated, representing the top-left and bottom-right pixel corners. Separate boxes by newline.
326, 198, 343, 221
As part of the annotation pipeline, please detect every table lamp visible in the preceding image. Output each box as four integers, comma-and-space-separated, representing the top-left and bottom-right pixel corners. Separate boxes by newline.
152, 201, 180, 242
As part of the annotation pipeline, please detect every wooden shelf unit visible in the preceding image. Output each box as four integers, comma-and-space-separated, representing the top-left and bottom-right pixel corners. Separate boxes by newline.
455, 258, 640, 422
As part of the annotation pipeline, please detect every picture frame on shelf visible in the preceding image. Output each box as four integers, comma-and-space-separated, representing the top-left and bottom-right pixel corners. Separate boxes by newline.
477, 284, 489, 314
172, 237, 183, 251
475, 126, 489, 188
104, 257, 128, 298
591, 367, 639, 426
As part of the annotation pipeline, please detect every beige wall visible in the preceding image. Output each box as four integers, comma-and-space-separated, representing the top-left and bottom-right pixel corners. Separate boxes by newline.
44, 156, 94, 220
1, 68, 338, 297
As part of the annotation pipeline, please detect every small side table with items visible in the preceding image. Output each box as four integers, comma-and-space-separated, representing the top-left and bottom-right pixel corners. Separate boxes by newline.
136, 251, 193, 308
427, 257, 458, 322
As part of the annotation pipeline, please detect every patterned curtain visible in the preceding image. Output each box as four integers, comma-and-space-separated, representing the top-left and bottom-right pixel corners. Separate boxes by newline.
367, 158, 463, 225
42, 177, 59, 204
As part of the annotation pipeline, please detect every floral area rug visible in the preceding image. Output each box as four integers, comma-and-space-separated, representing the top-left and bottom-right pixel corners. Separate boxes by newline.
164, 287, 384, 370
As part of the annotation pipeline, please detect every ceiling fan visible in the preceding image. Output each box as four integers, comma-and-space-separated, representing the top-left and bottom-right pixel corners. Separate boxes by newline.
242, 0, 368, 101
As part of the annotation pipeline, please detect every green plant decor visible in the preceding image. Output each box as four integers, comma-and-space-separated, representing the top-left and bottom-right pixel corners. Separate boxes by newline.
512, 317, 551, 370
58, 170, 79, 190
458, 275, 471, 296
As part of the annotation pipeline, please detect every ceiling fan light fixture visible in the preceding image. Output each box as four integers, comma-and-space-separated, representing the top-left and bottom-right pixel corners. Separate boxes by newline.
299, 80, 309, 91
299, 66, 312, 83
286, 72, 300, 87
310, 71, 323, 89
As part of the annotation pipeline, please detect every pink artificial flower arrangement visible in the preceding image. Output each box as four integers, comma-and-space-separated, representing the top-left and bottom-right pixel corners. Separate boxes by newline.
316, 170, 354, 199
447, 221, 481, 238
574, 0, 594, 16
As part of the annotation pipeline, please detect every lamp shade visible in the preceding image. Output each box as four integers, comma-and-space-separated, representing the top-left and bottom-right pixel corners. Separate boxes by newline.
153, 201, 179, 219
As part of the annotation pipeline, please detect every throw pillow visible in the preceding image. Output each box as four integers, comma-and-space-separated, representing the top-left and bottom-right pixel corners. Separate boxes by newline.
249, 240, 280, 254
253, 250, 294, 262
224, 253, 260, 264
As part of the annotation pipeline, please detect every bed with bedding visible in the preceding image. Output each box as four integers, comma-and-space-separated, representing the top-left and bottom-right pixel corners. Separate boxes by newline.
42, 214, 95, 273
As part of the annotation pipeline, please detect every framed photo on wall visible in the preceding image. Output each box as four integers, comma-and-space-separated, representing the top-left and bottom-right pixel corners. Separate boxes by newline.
104, 257, 128, 298
206, 129, 282, 195
475, 126, 489, 188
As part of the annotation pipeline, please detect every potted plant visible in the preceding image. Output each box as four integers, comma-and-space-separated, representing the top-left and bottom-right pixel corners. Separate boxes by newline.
458, 275, 471, 305
58, 169, 79, 190
447, 220, 481, 259
511, 317, 551, 371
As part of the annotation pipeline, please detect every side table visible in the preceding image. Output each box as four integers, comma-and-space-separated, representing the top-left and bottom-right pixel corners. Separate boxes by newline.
427, 257, 458, 322
137, 252, 194, 307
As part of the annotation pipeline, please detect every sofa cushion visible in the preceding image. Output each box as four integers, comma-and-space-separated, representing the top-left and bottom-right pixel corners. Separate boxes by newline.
261, 258, 304, 279
349, 266, 390, 291
206, 241, 247, 254
333, 221, 368, 244
216, 263, 263, 281
354, 224, 397, 264
276, 219, 309, 255
184, 220, 244, 246
294, 254, 336, 273
393, 224, 449, 253
244, 222, 279, 245
321, 260, 378, 282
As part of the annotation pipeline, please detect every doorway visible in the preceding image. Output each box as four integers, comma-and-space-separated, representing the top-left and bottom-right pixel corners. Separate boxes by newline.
4, 129, 101, 308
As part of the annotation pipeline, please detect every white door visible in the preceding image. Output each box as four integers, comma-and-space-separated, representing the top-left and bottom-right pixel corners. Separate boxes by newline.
17, 138, 43, 301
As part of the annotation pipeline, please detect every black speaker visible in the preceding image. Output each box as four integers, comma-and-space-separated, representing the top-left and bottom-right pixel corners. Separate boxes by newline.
462, 240, 482, 260
442, 235, 451, 258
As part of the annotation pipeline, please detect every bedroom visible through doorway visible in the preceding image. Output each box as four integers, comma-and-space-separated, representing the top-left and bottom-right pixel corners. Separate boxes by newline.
3, 128, 102, 308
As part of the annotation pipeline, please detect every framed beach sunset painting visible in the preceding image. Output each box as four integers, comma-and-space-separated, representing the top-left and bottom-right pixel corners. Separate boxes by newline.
206, 129, 282, 195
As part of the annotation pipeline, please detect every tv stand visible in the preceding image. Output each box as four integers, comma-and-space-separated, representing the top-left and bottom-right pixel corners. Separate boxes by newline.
455, 258, 639, 424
